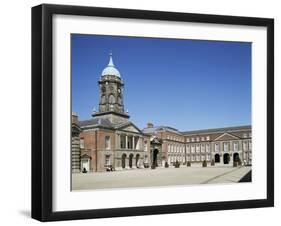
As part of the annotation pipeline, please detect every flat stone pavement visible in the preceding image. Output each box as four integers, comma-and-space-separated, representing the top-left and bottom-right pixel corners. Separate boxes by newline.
72, 166, 252, 191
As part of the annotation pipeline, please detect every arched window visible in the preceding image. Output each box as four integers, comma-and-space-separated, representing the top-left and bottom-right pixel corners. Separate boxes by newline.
109, 94, 115, 104
101, 95, 106, 104
117, 95, 122, 105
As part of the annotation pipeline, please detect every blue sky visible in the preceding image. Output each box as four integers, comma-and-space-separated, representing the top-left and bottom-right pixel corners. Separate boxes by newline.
71, 34, 251, 131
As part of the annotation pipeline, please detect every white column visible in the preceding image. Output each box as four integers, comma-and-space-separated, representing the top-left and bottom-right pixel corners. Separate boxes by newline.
132, 135, 135, 150
125, 135, 128, 149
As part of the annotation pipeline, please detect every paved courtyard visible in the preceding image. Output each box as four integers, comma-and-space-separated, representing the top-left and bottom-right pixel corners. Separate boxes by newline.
72, 166, 251, 191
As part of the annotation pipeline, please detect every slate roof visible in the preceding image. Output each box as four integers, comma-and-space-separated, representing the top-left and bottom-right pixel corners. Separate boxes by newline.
78, 118, 143, 134
142, 126, 180, 135
77, 118, 113, 128
181, 125, 251, 135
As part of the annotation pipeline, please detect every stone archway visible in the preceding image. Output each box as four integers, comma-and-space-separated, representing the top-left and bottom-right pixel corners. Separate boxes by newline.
223, 153, 230, 164
152, 149, 159, 167
215, 154, 220, 163
121, 153, 126, 169
129, 153, 133, 168
233, 153, 240, 162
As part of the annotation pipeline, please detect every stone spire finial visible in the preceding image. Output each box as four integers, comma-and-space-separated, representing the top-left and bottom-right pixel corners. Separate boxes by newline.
108, 51, 114, 67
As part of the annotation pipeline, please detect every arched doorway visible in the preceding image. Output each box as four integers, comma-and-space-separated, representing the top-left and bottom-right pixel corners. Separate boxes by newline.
223, 153, 230, 164
233, 153, 240, 162
215, 154, 220, 163
129, 154, 133, 168
152, 149, 159, 167
136, 154, 140, 168
121, 153, 127, 169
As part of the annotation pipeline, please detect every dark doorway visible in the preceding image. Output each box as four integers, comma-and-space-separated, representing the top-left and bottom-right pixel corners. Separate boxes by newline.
129, 154, 133, 168
121, 154, 126, 168
223, 153, 230, 164
136, 154, 140, 168
233, 153, 240, 162
215, 154, 220, 163
152, 149, 159, 167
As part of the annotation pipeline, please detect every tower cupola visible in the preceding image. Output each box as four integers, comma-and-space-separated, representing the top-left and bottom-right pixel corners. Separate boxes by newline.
92, 52, 129, 123
101, 52, 121, 77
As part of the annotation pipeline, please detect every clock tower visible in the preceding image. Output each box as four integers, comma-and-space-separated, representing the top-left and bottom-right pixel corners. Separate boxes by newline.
92, 53, 130, 123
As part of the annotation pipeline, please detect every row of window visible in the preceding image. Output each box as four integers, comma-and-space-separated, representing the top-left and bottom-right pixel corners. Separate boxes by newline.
167, 154, 212, 162
80, 136, 111, 150
167, 141, 252, 154
80, 137, 252, 151
166, 135, 184, 142
186, 136, 210, 143
187, 141, 252, 153
167, 144, 185, 153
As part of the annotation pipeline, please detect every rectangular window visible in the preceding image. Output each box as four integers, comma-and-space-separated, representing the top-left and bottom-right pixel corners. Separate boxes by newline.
196, 144, 200, 152
80, 138, 85, 149
105, 155, 110, 166
191, 155, 195, 161
206, 144, 210, 152
243, 141, 248, 150
206, 136, 210, 141
215, 143, 219, 152
120, 135, 126, 148
201, 144, 205, 152
127, 136, 133, 149
196, 155, 200, 161
191, 145, 195, 153
223, 142, 229, 152
233, 142, 238, 151
105, 136, 110, 150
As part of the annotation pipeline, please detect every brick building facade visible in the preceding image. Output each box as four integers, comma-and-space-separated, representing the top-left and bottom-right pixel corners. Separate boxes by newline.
71, 53, 252, 172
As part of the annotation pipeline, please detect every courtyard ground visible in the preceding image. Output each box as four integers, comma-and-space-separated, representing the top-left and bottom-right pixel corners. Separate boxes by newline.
72, 165, 252, 191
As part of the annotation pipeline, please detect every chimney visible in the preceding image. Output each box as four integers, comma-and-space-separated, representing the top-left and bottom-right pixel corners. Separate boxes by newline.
147, 122, 154, 128
72, 112, 78, 124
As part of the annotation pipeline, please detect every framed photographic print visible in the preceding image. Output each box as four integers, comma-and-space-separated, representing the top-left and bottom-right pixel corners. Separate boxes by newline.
31, 4, 274, 221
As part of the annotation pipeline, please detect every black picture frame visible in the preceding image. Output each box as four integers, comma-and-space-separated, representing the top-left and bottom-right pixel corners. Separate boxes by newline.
32, 3, 274, 222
